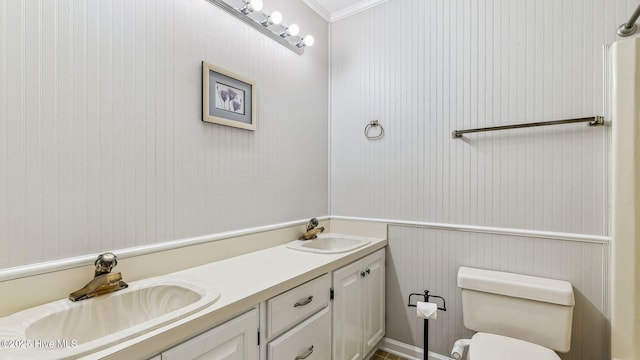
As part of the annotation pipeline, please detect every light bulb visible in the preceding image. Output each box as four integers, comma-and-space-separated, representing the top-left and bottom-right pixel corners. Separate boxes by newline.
249, 0, 263, 12
270, 11, 282, 25
240, 0, 261, 14
287, 24, 299, 36
262, 10, 282, 26
302, 35, 314, 47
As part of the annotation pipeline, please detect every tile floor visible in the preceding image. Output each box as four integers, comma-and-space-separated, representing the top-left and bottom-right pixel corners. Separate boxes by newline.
371, 349, 409, 360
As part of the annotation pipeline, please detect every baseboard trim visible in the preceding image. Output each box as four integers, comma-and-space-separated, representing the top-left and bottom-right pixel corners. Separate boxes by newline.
377, 337, 453, 360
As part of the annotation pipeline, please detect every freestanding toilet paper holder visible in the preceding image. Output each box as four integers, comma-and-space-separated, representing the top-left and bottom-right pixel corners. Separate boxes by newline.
408, 290, 447, 360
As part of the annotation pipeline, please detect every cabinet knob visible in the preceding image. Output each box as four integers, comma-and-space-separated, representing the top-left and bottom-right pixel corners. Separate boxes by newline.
294, 295, 313, 307
366, 269, 371, 275
361, 271, 366, 277
295, 345, 314, 360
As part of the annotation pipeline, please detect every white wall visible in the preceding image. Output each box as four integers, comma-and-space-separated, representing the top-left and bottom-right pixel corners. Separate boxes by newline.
330, 0, 628, 358
0, 0, 328, 269
330, 0, 625, 235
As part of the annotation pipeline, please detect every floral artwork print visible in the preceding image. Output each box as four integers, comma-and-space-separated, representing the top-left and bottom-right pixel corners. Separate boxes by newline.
215, 82, 245, 115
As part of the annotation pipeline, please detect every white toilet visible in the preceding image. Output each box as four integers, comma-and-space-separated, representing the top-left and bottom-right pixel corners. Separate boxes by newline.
457, 267, 575, 360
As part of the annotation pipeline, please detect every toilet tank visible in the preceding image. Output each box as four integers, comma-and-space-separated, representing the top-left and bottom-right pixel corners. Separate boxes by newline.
457, 267, 575, 352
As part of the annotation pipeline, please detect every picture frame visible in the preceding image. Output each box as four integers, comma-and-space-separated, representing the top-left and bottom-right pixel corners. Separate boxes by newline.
202, 61, 256, 131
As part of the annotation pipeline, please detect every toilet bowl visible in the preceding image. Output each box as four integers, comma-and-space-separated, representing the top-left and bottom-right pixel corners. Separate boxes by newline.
457, 267, 575, 360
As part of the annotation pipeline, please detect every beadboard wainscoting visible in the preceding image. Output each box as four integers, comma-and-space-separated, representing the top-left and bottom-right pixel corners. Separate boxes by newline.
329, 0, 628, 235
0, 0, 328, 270
385, 225, 609, 360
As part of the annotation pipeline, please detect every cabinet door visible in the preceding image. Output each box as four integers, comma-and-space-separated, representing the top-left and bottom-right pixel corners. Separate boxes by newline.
332, 258, 364, 360
162, 308, 258, 360
362, 249, 385, 355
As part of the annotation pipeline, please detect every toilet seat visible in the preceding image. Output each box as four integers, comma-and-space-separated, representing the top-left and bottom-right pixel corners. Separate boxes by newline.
467, 333, 560, 360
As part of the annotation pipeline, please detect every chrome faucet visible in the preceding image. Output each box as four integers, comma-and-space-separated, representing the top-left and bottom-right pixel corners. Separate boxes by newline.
298, 217, 325, 240
69, 252, 128, 302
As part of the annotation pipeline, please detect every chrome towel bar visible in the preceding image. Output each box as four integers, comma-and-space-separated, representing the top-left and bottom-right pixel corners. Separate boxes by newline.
452, 116, 604, 139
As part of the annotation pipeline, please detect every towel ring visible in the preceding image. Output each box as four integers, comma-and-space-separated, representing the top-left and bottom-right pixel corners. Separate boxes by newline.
364, 120, 384, 140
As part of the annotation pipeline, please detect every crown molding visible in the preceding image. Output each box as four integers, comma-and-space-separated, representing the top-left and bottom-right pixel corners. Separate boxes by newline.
302, 0, 388, 23
330, 0, 389, 22
301, 0, 331, 22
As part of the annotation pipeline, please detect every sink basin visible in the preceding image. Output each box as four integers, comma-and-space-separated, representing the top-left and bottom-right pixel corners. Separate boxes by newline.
0, 275, 220, 359
286, 233, 371, 254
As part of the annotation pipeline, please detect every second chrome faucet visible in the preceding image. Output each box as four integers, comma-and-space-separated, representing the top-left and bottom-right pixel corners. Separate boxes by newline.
298, 217, 325, 240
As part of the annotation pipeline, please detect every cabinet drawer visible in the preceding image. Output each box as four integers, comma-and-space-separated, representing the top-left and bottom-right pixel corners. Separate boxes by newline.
267, 306, 331, 360
161, 308, 258, 360
266, 273, 330, 338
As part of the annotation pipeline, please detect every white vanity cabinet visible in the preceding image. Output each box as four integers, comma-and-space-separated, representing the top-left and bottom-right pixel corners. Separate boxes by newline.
144, 245, 386, 360
263, 273, 332, 360
161, 308, 259, 360
332, 248, 385, 360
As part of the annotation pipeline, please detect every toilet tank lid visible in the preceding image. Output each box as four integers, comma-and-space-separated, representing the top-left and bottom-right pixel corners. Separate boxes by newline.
457, 267, 575, 306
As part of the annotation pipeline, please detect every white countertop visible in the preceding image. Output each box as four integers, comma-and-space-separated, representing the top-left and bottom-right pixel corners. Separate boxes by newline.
0, 233, 386, 359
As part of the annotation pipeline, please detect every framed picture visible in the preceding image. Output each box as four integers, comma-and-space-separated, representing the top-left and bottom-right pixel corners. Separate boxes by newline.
202, 61, 256, 131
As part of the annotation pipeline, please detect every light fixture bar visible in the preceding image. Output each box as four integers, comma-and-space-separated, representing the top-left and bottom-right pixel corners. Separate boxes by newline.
206, 0, 304, 55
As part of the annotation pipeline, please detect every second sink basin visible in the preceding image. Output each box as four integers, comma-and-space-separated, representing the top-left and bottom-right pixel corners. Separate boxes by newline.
287, 233, 371, 254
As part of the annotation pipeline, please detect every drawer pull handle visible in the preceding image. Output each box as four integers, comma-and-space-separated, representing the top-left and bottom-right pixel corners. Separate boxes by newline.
294, 296, 313, 307
295, 345, 314, 360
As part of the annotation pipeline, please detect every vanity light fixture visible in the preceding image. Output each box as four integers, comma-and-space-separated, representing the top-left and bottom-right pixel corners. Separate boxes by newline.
206, 0, 314, 55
